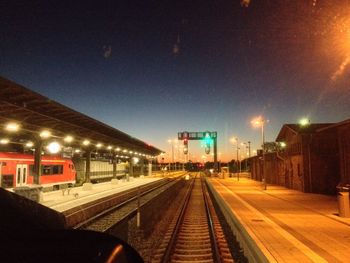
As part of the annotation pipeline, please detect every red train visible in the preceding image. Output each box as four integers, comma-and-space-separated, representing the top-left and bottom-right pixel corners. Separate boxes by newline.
0, 152, 76, 190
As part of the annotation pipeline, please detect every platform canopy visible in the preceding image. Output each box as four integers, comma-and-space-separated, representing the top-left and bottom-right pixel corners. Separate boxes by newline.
0, 76, 162, 157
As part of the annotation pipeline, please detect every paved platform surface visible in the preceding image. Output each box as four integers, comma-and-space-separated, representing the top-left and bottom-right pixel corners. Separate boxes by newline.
209, 177, 350, 263
41, 177, 162, 212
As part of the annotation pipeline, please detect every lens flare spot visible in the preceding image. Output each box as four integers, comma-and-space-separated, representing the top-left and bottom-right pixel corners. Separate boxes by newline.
331, 55, 350, 82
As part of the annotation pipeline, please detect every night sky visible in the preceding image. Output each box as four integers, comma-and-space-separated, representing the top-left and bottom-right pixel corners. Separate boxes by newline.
1, 0, 350, 162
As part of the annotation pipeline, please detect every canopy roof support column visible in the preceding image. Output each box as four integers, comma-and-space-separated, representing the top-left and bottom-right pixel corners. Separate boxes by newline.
33, 139, 43, 185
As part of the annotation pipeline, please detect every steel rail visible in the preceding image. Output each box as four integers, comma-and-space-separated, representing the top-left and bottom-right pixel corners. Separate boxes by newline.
201, 174, 222, 263
160, 174, 196, 263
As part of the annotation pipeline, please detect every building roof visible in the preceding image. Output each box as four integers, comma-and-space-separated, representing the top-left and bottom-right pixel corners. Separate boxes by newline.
0, 76, 162, 156
276, 123, 334, 142
316, 118, 350, 132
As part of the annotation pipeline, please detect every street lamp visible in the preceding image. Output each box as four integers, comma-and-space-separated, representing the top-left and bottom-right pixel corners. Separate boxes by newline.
241, 142, 250, 171
167, 139, 177, 171
251, 116, 266, 190
230, 137, 241, 181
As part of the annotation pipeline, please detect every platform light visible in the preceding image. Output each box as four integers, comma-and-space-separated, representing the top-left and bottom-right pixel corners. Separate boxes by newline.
25, 141, 34, 148
82, 140, 90, 146
115, 147, 121, 152
107, 145, 112, 150
47, 141, 61, 154
5, 122, 20, 132
74, 149, 81, 153
0, 138, 9, 144
133, 157, 139, 164
40, 130, 51, 139
123, 149, 127, 153
129, 151, 133, 154
280, 142, 287, 148
96, 143, 103, 148
64, 135, 74, 143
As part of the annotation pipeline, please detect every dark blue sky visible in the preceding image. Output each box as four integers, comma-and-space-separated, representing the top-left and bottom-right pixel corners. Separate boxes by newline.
1, 0, 350, 161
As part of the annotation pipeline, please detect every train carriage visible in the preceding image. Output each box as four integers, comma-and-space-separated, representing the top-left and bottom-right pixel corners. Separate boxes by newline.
0, 152, 76, 190
73, 159, 128, 184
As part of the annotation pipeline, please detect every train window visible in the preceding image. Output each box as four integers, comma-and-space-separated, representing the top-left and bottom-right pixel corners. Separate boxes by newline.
1, 174, 14, 188
41, 165, 64, 175
1, 162, 6, 166
52, 165, 63, 174
42, 165, 52, 175
29, 165, 64, 175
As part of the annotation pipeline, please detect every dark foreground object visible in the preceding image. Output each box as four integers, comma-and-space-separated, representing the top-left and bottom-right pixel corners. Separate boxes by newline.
0, 188, 143, 263
2, 229, 143, 263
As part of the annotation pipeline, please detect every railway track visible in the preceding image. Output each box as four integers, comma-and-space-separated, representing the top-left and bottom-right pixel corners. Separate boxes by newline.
59, 178, 172, 228
152, 173, 234, 263
75, 177, 183, 232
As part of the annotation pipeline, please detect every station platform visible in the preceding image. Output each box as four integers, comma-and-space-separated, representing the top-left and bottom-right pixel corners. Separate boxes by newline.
208, 177, 350, 263
41, 177, 162, 212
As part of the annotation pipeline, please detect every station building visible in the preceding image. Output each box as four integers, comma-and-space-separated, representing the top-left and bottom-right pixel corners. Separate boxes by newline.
250, 119, 350, 195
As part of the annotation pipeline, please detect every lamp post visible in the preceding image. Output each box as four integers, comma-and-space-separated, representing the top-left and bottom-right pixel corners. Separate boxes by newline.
251, 116, 266, 190
247, 141, 251, 157
167, 139, 177, 171
241, 141, 251, 171
230, 137, 240, 181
